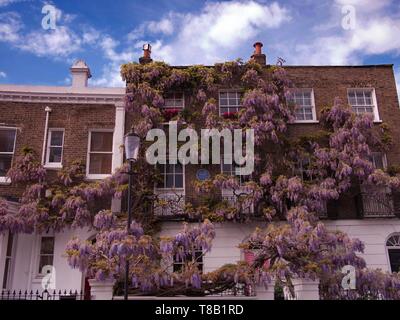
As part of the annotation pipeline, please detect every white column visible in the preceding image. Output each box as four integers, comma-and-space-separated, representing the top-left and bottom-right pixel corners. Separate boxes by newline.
0, 232, 7, 288
292, 278, 320, 300
111, 102, 125, 213
256, 279, 275, 300
88, 279, 115, 300
112, 102, 125, 173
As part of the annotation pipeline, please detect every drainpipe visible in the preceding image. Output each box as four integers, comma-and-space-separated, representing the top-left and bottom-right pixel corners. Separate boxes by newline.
41, 106, 52, 165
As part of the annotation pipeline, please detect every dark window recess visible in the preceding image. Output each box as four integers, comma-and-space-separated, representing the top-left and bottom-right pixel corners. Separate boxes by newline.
173, 248, 203, 273
38, 237, 55, 274
388, 249, 400, 273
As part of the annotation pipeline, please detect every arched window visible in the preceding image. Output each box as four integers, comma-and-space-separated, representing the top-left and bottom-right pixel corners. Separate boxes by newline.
386, 234, 400, 273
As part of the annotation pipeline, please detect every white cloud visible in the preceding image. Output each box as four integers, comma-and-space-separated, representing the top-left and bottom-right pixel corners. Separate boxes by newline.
284, 1, 400, 65
0, 0, 20, 7
0, 71, 6, 78
0, 5, 101, 59
148, 18, 174, 35
130, 1, 291, 65
17, 26, 82, 57
395, 68, 400, 103
0, 12, 22, 42
334, 0, 392, 12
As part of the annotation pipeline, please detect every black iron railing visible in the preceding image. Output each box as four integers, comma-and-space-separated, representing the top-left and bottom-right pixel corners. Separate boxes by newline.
0, 289, 84, 300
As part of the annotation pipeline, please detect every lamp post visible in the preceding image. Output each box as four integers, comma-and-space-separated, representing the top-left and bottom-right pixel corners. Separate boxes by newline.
123, 131, 140, 301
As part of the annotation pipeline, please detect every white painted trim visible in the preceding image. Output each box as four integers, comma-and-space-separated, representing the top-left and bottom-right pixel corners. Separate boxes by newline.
0, 126, 17, 181
291, 88, 318, 123
218, 89, 244, 116
154, 162, 186, 192
45, 128, 65, 168
0, 85, 125, 105
385, 232, 400, 273
347, 88, 381, 122
111, 104, 125, 173
86, 129, 114, 180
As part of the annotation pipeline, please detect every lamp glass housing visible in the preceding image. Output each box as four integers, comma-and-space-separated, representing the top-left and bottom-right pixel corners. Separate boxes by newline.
124, 132, 140, 161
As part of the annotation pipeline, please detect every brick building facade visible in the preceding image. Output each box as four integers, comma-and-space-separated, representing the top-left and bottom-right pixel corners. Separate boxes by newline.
0, 44, 399, 297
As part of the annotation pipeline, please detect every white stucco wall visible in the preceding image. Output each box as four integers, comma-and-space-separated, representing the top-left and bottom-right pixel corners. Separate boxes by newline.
159, 219, 400, 273
3, 218, 400, 292
325, 219, 400, 272
7, 228, 93, 292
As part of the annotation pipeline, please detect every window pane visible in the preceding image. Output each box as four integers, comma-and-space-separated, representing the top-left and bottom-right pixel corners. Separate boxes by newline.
6, 233, 13, 256
39, 256, 54, 274
90, 132, 113, 152
0, 129, 16, 153
2, 258, 10, 289
175, 164, 183, 174
50, 131, 64, 146
49, 147, 62, 163
166, 174, 174, 188
389, 249, 400, 273
89, 153, 112, 174
0, 154, 12, 177
175, 174, 183, 188
40, 237, 55, 255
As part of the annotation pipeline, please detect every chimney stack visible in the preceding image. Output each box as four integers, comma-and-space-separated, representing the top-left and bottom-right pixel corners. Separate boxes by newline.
139, 43, 153, 65
251, 42, 266, 65
70, 60, 92, 87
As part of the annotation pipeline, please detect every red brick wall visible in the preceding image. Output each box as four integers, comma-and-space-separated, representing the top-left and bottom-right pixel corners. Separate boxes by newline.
127, 65, 400, 219
0, 102, 115, 199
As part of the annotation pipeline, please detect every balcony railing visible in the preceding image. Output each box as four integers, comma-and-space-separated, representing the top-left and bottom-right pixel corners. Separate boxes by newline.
153, 192, 186, 218
359, 192, 396, 218
221, 194, 254, 216
0, 289, 84, 300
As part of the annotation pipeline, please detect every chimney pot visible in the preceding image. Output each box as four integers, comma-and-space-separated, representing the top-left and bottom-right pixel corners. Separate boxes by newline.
70, 60, 91, 87
139, 43, 153, 65
254, 42, 263, 55
250, 42, 267, 66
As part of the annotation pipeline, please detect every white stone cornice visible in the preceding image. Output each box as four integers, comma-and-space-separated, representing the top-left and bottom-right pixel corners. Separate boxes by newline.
0, 85, 126, 105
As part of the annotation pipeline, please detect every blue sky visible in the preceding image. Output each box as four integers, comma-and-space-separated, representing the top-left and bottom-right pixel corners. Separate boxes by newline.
0, 0, 399, 94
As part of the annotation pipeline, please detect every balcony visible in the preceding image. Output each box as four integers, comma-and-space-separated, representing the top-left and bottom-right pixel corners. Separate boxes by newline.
221, 194, 254, 216
153, 192, 186, 219
357, 185, 396, 218
358, 192, 396, 218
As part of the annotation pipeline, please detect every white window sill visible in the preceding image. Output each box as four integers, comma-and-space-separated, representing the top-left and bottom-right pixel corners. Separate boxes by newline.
0, 177, 11, 185
44, 164, 63, 170
292, 120, 319, 124
85, 174, 111, 181
154, 189, 185, 194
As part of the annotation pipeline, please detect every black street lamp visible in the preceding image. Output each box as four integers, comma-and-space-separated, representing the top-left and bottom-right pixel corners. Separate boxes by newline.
123, 131, 140, 301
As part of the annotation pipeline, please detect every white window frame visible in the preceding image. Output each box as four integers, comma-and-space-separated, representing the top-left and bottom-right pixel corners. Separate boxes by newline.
220, 155, 251, 186
347, 88, 381, 122
86, 129, 114, 180
155, 160, 185, 192
385, 233, 400, 273
44, 128, 65, 169
0, 127, 17, 184
218, 90, 243, 116
173, 246, 203, 273
370, 152, 387, 170
291, 88, 318, 123
163, 92, 185, 109
1, 232, 16, 290
37, 235, 55, 276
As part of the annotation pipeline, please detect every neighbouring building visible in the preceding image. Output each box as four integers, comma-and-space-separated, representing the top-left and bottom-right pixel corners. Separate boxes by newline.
0, 43, 400, 298
0, 60, 125, 294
